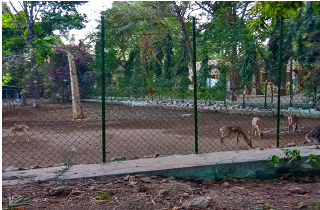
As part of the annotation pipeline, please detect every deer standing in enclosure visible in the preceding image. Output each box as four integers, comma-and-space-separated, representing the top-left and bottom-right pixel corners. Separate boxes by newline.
220, 125, 253, 153
251, 117, 263, 138
10, 124, 30, 143
288, 114, 301, 133
305, 126, 320, 145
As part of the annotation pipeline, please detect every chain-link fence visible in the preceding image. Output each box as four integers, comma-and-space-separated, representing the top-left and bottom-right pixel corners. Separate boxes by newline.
3, 5, 320, 170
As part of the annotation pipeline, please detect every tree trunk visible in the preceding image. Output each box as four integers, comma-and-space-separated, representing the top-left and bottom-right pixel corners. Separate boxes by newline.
173, 2, 194, 67
66, 51, 84, 120
255, 70, 263, 95
22, 3, 41, 108
29, 49, 41, 108
26, 10, 41, 108
230, 68, 238, 101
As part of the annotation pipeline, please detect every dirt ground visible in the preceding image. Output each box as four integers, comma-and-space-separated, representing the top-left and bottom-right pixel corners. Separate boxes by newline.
2, 100, 320, 168
2, 174, 320, 210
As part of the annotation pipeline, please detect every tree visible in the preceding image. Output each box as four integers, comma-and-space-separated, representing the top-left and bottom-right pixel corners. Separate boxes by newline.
198, 1, 262, 101
2, 1, 87, 108
172, 1, 194, 66
296, 2, 320, 107
247, 1, 306, 35
93, 1, 184, 97
49, 41, 94, 98
297, 2, 320, 68
267, 18, 295, 96
2, 73, 12, 85
176, 39, 191, 93
164, 33, 174, 81
248, 1, 320, 106
66, 50, 84, 120
198, 55, 211, 88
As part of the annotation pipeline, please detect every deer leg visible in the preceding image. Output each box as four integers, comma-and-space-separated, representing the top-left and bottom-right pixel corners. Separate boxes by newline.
297, 122, 301, 133
294, 122, 299, 132
222, 138, 226, 147
257, 124, 262, 138
288, 118, 292, 133
220, 135, 227, 151
220, 137, 224, 151
292, 124, 294, 132
289, 124, 292, 133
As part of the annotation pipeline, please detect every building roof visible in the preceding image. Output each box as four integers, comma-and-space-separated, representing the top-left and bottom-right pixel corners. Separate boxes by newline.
2, 85, 20, 90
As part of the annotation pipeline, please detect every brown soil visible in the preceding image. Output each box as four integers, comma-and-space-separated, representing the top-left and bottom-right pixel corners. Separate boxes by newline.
2, 175, 320, 210
3, 100, 320, 169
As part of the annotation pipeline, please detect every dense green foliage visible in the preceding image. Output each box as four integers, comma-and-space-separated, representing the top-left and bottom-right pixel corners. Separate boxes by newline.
2, 1, 320, 106
2, 1, 88, 104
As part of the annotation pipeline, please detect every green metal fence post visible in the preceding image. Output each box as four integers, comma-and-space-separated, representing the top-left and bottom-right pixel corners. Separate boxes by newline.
193, 17, 198, 154
276, 16, 283, 148
101, 15, 106, 162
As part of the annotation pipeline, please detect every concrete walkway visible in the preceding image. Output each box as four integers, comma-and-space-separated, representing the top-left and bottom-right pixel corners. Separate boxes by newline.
3, 146, 320, 186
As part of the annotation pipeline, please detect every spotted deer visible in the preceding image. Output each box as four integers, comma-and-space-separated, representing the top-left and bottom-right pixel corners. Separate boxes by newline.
219, 125, 253, 153
252, 117, 263, 139
10, 124, 30, 143
288, 114, 301, 133
305, 126, 320, 145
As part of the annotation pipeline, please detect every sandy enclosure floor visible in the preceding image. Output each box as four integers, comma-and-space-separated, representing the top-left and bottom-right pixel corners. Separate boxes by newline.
3, 101, 320, 168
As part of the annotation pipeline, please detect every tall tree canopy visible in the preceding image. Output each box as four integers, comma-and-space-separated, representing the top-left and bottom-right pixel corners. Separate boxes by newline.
2, 1, 88, 107
2, 1, 319, 106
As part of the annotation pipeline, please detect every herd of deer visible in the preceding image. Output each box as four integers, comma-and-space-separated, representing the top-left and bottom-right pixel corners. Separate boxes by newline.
220, 113, 320, 153
8, 114, 320, 152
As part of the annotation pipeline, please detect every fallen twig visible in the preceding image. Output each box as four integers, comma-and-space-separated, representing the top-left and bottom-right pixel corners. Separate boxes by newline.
150, 195, 156, 206
114, 196, 119, 203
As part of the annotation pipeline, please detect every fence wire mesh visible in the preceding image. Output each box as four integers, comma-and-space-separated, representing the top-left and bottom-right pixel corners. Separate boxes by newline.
2, 2, 320, 170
